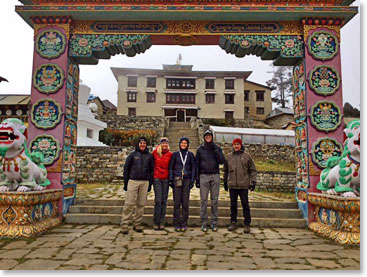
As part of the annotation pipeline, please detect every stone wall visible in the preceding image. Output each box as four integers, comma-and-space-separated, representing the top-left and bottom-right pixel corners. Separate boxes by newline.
266, 114, 294, 129
75, 146, 134, 184
220, 143, 295, 163
96, 114, 165, 138
75, 145, 296, 193
256, 171, 296, 193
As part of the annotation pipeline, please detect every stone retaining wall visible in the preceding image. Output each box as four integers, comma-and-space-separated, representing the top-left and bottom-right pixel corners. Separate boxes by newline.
256, 171, 296, 193
220, 143, 295, 164
96, 114, 165, 138
75, 146, 133, 184
75, 146, 296, 193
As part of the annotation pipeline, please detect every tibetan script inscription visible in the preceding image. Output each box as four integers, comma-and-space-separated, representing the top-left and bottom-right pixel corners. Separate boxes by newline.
92, 22, 166, 33
207, 22, 281, 33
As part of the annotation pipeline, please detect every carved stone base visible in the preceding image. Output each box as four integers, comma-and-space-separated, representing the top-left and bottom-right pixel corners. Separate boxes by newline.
0, 189, 62, 238
308, 192, 360, 245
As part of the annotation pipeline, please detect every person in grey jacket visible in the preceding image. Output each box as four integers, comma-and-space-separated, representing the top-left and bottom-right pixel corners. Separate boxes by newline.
223, 138, 257, 234
195, 129, 225, 232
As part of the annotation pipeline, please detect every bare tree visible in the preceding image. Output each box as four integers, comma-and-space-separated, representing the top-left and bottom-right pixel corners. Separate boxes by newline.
266, 65, 293, 108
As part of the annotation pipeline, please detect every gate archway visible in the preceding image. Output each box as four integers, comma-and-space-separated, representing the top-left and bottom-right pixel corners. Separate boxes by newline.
15, 0, 358, 224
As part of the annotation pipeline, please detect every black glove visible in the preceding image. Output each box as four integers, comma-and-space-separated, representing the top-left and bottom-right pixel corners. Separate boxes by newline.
189, 182, 194, 189
148, 184, 152, 192
250, 181, 256, 191
224, 182, 228, 192
195, 180, 200, 188
123, 182, 128, 192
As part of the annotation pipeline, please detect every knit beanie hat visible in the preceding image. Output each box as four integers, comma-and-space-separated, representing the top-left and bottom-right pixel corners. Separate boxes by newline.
232, 138, 243, 145
160, 137, 169, 144
139, 136, 148, 143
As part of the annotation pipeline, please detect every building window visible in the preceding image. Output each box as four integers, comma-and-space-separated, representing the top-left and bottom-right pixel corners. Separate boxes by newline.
166, 94, 195, 104
256, 107, 265, 115
127, 76, 137, 87
256, 90, 265, 101
205, 94, 215, 104
128, 108, 136, 116
205, 79, 215, 89
244, 90, 250, 101
244, 107, 250, 114
146, 92, 156, 103
147, 77, 156, 88
86, 128, 93, 139
127, 91, 137, 102
166, 78, 195, 89
225, 79, 235, 89
225, 94, 235, 104
225, 111, 234, 119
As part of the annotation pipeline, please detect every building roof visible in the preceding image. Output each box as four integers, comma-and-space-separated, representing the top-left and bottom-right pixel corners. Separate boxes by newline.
102, 99, 117, 109
0, 94, 30, 105
244, 80, 273, 90
266, 107, 294, 119
162, 64, 193, 72
111, 66, 252, 80
88, 94, 98, 101
210, 125, 295, 137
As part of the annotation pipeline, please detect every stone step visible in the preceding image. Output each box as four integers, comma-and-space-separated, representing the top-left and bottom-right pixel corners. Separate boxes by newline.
166, 136, 199, 140
69, 205, 303, 219
64, 213, 307, 228
164, 129, 199, 136
170, 146, 200, 151
74, 199, 299, 209
166, 136, 200, 140
168, 137, 200, 140
169, 122, 192, 127
165, 128, 197, 131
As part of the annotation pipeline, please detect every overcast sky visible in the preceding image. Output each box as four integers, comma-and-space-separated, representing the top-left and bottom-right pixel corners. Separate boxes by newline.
0, 0, 361, 109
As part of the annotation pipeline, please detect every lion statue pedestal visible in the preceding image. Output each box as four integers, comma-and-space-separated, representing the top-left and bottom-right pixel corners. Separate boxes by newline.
309, 119, 360, 245
0, 189, 62, 238
308, 192, 360, 245
0, 118, 62, 238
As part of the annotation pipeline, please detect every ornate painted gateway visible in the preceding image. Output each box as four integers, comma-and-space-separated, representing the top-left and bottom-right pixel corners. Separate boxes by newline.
12, 0, 358, 241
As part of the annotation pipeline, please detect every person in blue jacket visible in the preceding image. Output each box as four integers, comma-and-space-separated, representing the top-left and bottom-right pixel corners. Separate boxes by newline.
169, 137, 196, 232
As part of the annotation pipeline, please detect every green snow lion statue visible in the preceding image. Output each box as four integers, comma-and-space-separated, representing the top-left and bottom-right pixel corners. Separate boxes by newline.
0, 118, 50, 192
317, 119, 360, 198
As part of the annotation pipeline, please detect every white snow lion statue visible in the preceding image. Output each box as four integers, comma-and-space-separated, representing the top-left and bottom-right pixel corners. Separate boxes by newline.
317, 119, 360, 198
0, 118, 50, 192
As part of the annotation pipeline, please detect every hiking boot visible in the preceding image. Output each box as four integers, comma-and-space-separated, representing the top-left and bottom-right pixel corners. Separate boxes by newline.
227, 222, 237, 232
121, 225, 129, 234
153, 224, 159, 230
201, 225, 208, 232
133, 225, 143, 233
211, 224, 218, 232
181, 226, 187, 232
174, 226, 181, 232
243, 225, 251, 234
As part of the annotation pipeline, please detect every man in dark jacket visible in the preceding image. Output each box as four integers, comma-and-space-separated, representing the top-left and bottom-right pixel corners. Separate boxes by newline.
223, 138, 257, 234
121, 137, 154, 234
196, 129, 225, 232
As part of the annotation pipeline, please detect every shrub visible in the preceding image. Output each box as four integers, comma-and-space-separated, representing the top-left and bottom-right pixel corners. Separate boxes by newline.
202, 118, 236, 127
99, 129, 158, 146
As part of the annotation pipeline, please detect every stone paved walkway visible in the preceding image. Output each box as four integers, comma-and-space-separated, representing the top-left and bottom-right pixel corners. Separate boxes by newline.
0, 224, 359, 270
76, 183, 294, 202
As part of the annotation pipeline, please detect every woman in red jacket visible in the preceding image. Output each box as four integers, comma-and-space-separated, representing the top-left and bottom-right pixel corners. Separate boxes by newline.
152, 137, 173, 230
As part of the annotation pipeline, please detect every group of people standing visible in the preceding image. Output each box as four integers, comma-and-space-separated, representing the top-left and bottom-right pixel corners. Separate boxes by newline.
121, 130, 257, 234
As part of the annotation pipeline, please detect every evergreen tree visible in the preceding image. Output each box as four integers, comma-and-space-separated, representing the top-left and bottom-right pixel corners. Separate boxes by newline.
266, 65, 293, 108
